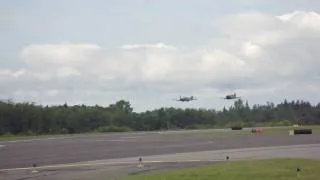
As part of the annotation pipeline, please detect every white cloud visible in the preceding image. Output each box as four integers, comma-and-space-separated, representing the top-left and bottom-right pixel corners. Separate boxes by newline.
20, 43, 102, 71
1, 10, 320, 110
241, 42, 262, 58
56, 67, 81, 78
46, 89, 59, 97
121, 43, 177, 50
278, 11, 320, 30
0, 69, 26, 78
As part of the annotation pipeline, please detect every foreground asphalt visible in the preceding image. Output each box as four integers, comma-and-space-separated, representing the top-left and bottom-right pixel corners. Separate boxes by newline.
1, 143, 320, 180
0, 129, 319, 170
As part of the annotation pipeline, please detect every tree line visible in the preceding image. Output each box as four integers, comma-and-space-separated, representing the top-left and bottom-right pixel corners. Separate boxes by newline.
0, 99, 320, 136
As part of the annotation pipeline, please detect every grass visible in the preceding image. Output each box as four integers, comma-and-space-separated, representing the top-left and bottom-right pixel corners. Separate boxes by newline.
163, 125, 320, 140
252, 125, 320, 136
119, 158, 320, 180
0, 133, 71, 141
0, 132, 112, 141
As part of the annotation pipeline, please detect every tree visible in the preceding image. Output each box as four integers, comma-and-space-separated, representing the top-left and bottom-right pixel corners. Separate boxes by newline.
0, 98, 319, 135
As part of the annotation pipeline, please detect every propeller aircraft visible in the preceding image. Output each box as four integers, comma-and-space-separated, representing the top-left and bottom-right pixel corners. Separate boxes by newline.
222, 93, 241, 100
173, 96, 197, 102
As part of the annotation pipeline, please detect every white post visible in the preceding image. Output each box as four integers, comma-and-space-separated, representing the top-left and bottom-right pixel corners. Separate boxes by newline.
31, 164, 39, 173
138, 157, 144, 168
289, 130, 294, 135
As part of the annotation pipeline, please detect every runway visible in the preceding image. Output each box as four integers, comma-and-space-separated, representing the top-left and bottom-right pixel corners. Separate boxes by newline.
1, 143, 320, 180
0, 128, 319, 170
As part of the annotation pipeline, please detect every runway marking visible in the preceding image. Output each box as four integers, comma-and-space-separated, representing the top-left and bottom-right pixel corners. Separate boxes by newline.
95, 139, 136, 142
0, 145, 5, 148
47, 137, 57, 140
169, 143, 320, 156
0, 159, 222, 172
120, 136, 139, 139
2, 137, 73, 143
107, 139, 132, 142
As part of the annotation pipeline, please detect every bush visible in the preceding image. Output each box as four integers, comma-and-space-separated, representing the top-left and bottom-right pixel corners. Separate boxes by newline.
226, 121, 244, 128
276, 120, 292, 126
60, 128, 69, 134
1, 132, 13, 137
185, 124, 213, 130
96, 125, 131, 133
245, 122, 255, 127
19, 130, 36, 136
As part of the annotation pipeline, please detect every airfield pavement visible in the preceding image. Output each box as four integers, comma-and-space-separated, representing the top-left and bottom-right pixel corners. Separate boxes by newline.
1, 128, 320, 180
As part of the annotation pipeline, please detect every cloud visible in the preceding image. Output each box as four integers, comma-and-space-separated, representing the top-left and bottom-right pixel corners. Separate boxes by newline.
278, 11, 320, 30
20, 42, 102, 69
1, 10, 320, 110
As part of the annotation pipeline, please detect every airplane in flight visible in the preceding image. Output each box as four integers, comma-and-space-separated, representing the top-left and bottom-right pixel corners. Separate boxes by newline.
221, 93, 241, 100
173, 96, 197, 102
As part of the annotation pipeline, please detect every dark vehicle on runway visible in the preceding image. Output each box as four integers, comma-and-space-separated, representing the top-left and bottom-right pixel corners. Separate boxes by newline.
173, 96, 197, 102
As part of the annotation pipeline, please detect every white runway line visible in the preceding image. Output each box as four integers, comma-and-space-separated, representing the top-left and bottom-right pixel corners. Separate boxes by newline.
157, 129, 225, 135
0, 144, 5, 148
120, 136, 139, 139
0, 159, 219, 173
95, 139, 137, 142
2, 137, 73, 144
47, 137, 57, 140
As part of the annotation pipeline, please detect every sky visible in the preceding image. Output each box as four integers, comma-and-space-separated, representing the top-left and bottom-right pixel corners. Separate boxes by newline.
1, 0, 320, 112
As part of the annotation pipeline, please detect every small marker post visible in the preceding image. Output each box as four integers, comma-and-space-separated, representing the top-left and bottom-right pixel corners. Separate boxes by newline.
138, 157, 144, 168
289, 130, 294, 135
31, 163, 39, 174
296, 166, 301, 178
225, 156, 230, 166
224, 155, 230, 171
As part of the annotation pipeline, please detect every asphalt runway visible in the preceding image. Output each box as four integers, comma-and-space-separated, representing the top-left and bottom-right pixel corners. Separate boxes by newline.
2, 144, 320, 180
0, 128, 320, 170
